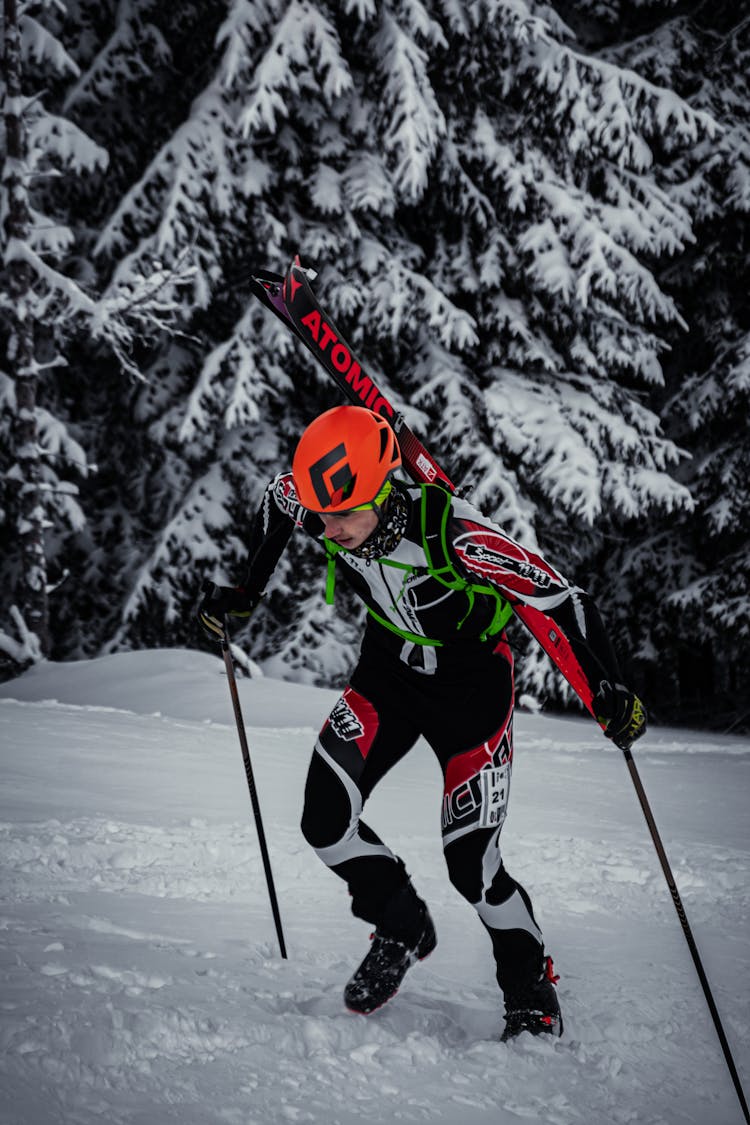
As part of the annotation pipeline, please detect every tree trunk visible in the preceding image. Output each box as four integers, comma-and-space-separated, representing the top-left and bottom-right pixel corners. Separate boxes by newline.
3, 0, 50, 657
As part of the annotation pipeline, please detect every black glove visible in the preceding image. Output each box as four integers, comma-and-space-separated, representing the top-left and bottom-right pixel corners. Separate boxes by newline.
594, 680, 647, 751
197, 580, 259, 643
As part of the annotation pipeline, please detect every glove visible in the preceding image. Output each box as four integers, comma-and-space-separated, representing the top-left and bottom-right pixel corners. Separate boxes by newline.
593, 680, 647, 751
197, 580, 259, 643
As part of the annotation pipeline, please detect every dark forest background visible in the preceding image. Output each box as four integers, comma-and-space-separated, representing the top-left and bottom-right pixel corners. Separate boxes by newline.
1, 0, 748, 732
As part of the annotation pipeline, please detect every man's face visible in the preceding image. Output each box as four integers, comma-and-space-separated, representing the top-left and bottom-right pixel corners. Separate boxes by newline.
319, 507, 379, 550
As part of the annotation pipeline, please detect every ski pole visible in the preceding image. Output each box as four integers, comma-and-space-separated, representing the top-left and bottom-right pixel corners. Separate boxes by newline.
622, 746, 748, 1124
221, 636, 288, 959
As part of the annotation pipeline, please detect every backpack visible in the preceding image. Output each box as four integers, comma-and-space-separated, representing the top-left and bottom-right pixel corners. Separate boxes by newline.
324, 483, 513, 647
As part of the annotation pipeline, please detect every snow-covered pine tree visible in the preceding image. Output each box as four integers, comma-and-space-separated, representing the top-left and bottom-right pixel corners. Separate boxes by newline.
64, 0, 342, 661
326, 1, 713, 703
576, 0, 750, 728
76, 0, 713, 698
0, 0, 109, 670
323, 0, 713, 703
0, 0, 214, 669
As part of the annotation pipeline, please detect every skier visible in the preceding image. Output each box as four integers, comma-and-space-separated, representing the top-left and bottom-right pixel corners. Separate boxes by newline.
198, 405, 647, 1040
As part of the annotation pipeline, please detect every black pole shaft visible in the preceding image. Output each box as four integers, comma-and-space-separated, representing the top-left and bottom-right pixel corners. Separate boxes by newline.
221, 640, 288, 959
623, 748, 748, 1123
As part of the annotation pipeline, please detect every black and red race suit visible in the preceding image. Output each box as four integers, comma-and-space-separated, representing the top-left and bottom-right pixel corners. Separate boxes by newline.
239, 474, 622, 990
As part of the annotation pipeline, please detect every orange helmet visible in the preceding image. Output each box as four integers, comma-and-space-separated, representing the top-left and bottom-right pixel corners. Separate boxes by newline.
292, 405, 401, 513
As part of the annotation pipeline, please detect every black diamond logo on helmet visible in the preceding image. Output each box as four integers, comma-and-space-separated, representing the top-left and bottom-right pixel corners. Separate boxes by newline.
309, 443, 354, 508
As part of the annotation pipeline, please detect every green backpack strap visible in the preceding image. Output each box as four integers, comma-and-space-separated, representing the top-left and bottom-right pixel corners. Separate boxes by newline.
324, 539, 340, 605
324, 538, 440, 644
419, 484, 513, 639
322, 487, 513, 642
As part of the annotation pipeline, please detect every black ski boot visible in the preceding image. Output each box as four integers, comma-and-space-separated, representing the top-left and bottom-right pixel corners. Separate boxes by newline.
344, 886, 437, 1014
501, 955, 563, 1042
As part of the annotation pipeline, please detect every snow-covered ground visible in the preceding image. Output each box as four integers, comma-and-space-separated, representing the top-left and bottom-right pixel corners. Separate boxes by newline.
1, 649, 748, 1125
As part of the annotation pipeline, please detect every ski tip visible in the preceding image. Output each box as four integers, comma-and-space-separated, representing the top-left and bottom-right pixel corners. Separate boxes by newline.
290, 254, 317, 282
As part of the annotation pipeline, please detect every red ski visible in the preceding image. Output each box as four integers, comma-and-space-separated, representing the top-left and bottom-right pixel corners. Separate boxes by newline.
246, 256, 453, 492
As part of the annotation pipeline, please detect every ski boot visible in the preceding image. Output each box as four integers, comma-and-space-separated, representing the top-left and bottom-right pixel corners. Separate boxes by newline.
500, 955, 563, 1042
344, 886, 437, 1014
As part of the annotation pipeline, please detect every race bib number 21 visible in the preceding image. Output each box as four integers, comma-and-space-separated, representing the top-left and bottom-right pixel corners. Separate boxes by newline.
479, 764, 510, 829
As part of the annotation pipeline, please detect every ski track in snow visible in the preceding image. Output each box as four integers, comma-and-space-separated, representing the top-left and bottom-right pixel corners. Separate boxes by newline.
0, 653, 748, 1125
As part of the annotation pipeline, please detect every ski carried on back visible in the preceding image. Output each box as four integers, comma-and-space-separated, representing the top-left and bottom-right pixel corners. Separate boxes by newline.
246, 256, 453, 492
246, 255, 597, 716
